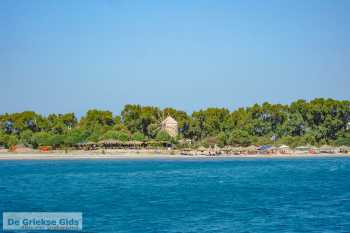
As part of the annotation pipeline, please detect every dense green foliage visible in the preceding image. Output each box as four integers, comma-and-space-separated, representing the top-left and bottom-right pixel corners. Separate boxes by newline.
0, 98, 349, 148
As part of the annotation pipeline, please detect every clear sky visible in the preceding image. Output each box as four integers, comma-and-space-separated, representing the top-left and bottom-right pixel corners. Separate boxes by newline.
1, 0, 349, 117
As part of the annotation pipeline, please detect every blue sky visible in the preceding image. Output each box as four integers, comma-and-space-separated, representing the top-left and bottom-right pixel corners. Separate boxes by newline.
1, 0, 349, 117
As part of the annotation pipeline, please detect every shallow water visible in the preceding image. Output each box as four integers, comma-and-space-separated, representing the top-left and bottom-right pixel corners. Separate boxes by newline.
1, 157, 350, 233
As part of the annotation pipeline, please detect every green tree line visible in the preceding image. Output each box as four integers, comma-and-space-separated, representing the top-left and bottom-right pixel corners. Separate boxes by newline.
0, 98, 349, 149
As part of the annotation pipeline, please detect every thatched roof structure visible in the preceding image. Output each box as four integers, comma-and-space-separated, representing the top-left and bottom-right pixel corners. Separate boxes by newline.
243, 145, 258, 151
279, 145, 289, 149
339, 146, 350, 152
162, 116, 177, 125
295, 146, 311, 151
98, 140, 145, 147
221, 146, 231, 152
198, 146, 207, 151
319, 145, 335, 153
99, 140, 123, 145
77, 141, 97, 146
95, 139, 151, 149
320, 145, 334, 150
130, 141, 144, 146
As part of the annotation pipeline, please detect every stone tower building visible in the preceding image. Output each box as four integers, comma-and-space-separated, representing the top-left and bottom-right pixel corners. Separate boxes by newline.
161, 116, 178, 137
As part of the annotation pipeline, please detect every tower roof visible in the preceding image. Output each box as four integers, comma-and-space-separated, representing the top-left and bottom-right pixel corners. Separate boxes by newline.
162, 116, 178, 125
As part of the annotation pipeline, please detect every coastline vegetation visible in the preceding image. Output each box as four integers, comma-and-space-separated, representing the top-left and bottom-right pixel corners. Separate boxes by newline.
0, 98, 349, 149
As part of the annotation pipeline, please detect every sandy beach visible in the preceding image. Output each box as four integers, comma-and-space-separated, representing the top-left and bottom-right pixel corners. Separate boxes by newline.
1, 152, 349, 160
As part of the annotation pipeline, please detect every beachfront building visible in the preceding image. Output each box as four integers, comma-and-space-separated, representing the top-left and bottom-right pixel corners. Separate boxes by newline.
161, 116, 178, 137
0, 146, 7, 152
294, 145, 311, 154
309, 146, 320, 154
339, 146, 350, 154
244, 145, 258, 155
319, 145, 335, 154
10, 144, 34, 153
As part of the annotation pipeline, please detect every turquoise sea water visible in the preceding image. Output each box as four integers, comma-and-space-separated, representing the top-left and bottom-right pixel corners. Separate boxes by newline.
1, 157, 350, 233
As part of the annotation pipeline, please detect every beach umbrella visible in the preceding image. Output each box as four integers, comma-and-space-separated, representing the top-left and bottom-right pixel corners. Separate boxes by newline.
258, 145, 271, 151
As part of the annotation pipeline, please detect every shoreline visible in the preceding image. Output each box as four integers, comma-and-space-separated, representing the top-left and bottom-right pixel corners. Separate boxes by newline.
1, 152, 350, 161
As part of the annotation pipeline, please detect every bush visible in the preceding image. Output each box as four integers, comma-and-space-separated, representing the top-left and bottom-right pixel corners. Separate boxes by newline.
7, 135, 18, 148
116, 131, 129, 141
0, 132, 9, 147
200, 136, 218, 148
113, 123, 129, 132
20, 130, 34, 147
335, 134, 350, 146
156, 130, 172, 141
216, 132, 227, 147
131, 132, 146, 141
32, 132, 52, 147
50, 134, 65, 148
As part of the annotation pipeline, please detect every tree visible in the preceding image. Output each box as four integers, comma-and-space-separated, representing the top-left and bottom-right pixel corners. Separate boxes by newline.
335, 133, 350, 146
48, 113, 77, 134
20, 130, 34, 147
147, 123, 159, 139
121, 105, 161, 136
0, 112, 48, 134
0, 98, 348, 149
285, 113, 306, 136
63, 129, 87, 146
80, 110, 114, 130
0, 132, 9, 147
227, 130, 252, 146
190, 108, 230, 140
216, 132, 227, 147
102, 130, 129, 141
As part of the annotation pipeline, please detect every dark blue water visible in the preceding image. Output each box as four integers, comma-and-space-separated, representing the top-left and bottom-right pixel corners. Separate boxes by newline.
1, 157, 350, 233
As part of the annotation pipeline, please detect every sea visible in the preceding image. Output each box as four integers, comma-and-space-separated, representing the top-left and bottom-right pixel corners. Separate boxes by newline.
1, 157, 350, 233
